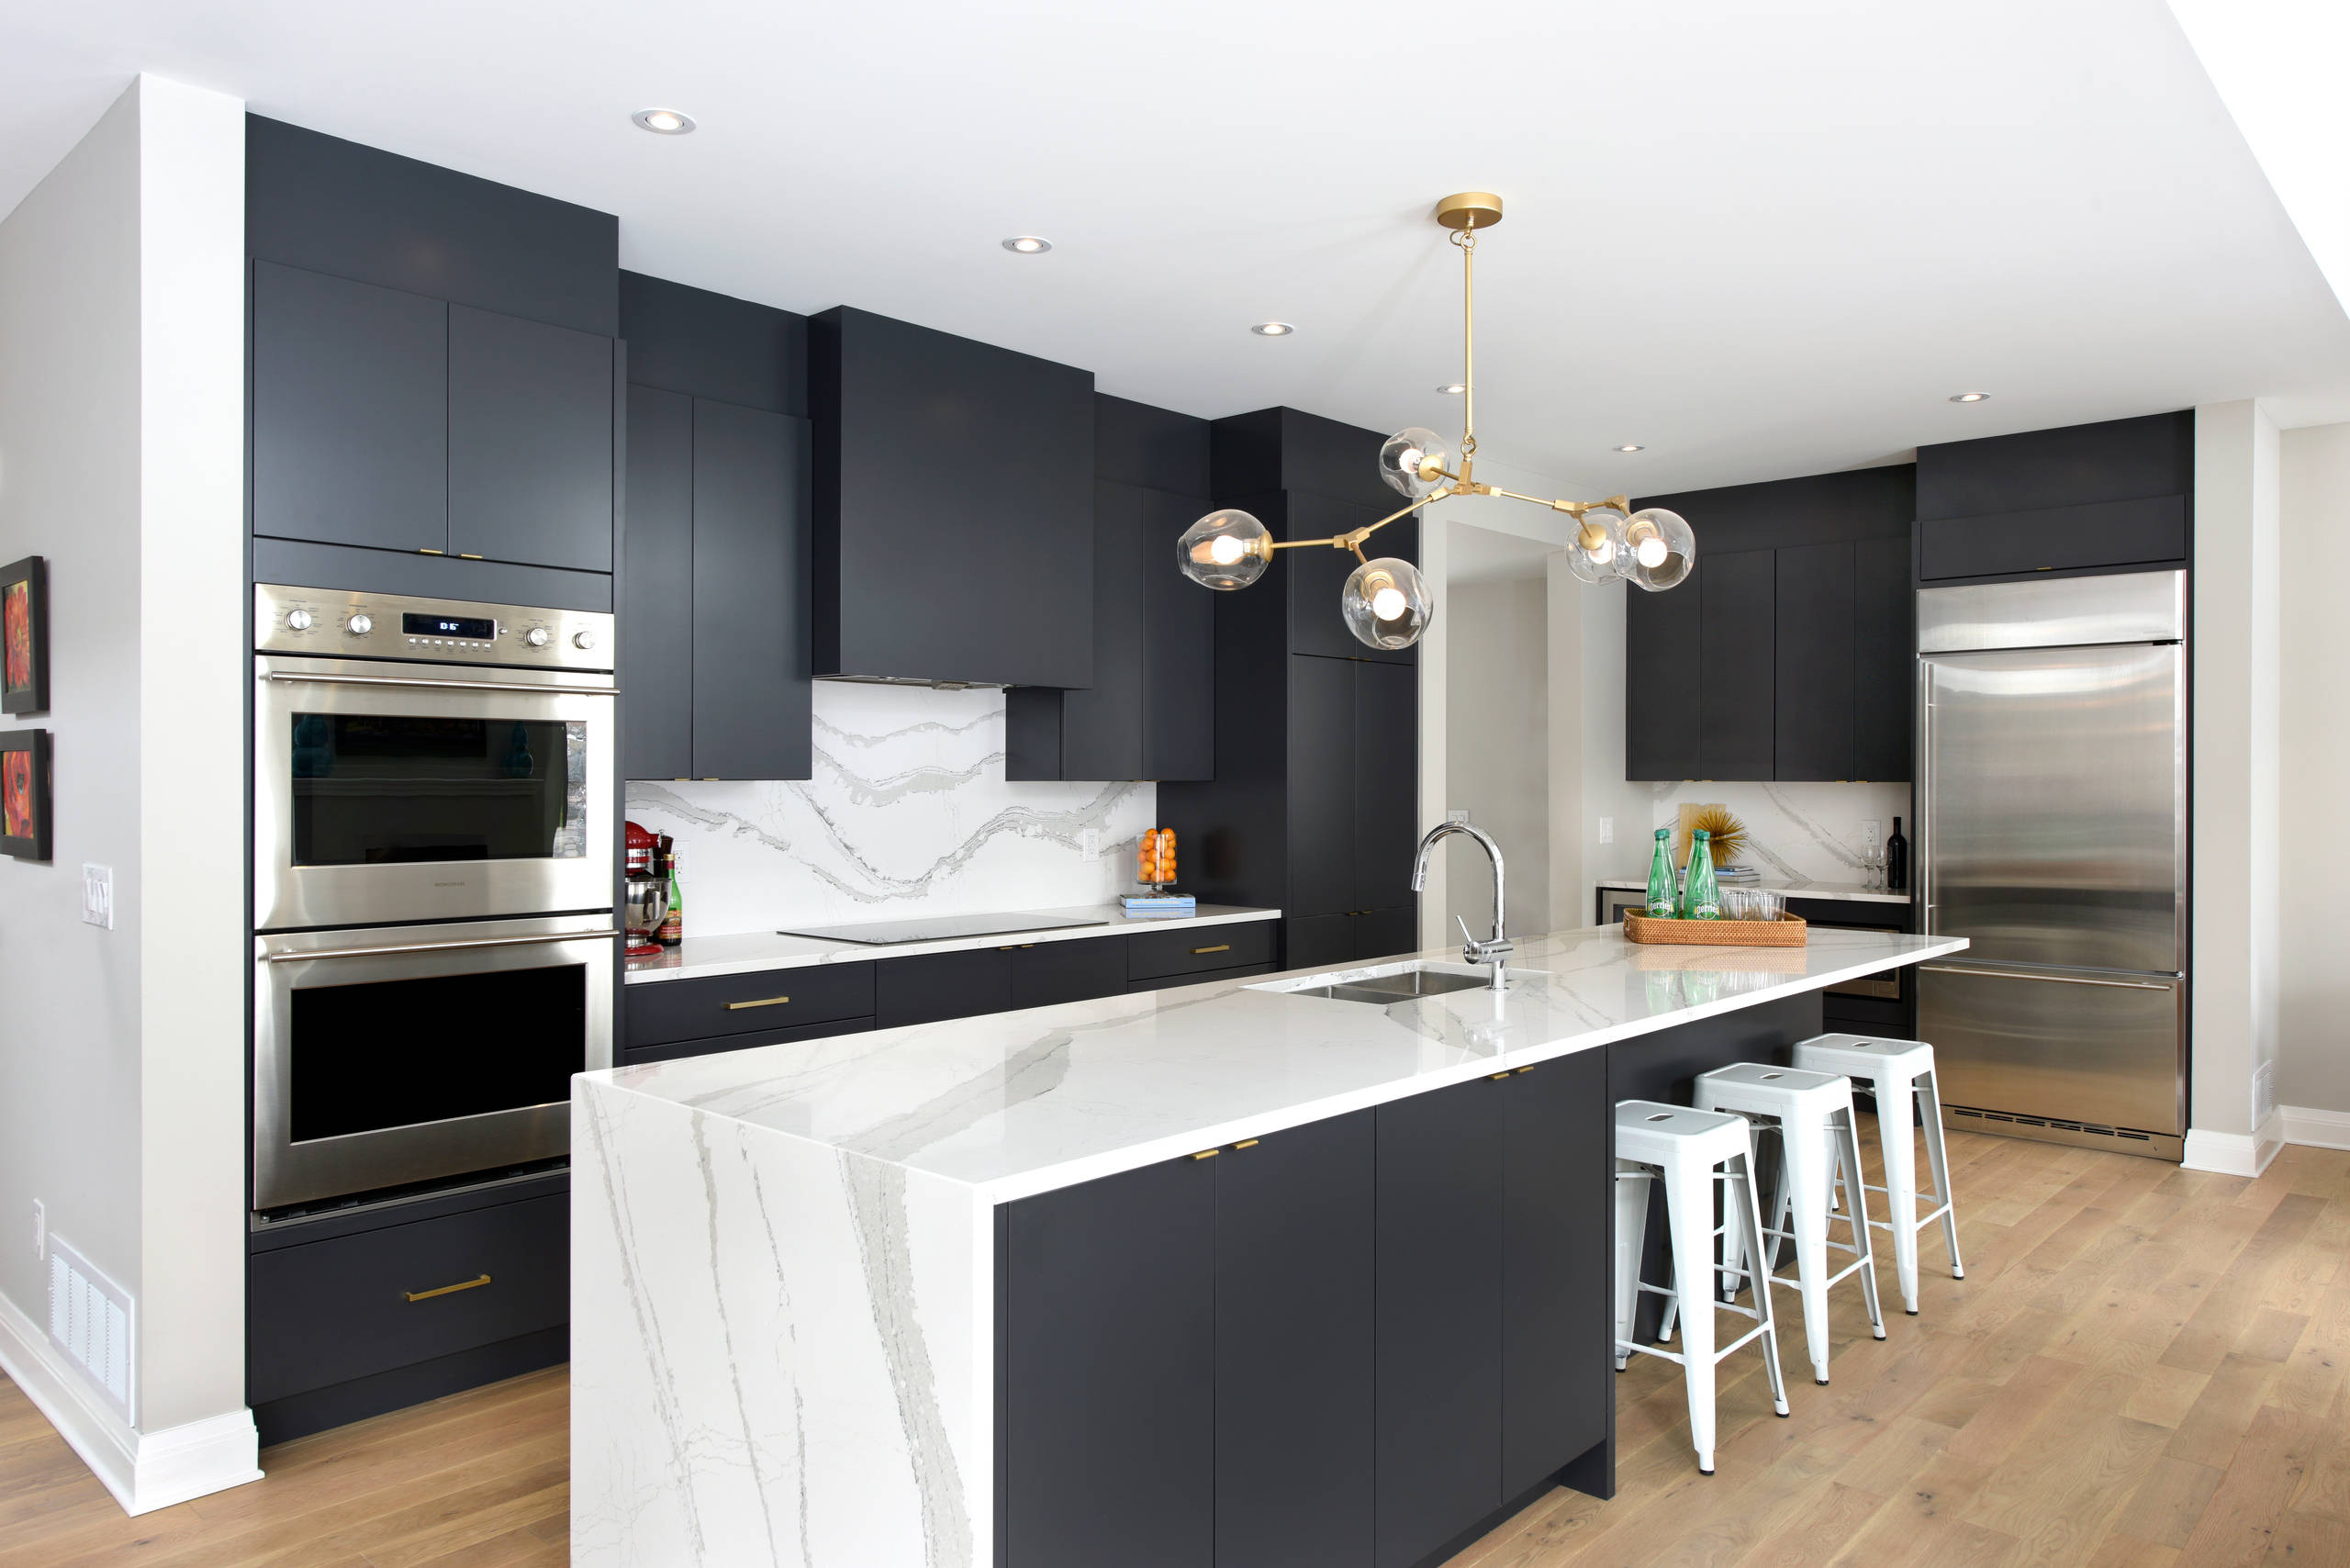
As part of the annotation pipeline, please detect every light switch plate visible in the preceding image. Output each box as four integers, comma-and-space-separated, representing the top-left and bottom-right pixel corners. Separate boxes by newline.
1080, 829, 1100, 863
1597, 816, 1615, 845
81, 865, 113, 930
1448, 809, 1471, 825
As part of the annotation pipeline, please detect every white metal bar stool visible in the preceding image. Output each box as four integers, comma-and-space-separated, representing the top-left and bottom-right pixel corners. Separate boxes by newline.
1693, 1063, 1886, 1384
1614, 1101, 1791, 1475
1792, 1034, 1965, 1316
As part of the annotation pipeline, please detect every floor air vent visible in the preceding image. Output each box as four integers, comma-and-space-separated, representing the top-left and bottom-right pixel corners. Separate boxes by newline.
48, 1235, 134, 1423
1944, 1104, 2179, 1162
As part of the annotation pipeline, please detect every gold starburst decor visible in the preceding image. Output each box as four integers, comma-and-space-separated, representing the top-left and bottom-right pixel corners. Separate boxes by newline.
1681, 804, 1747, 868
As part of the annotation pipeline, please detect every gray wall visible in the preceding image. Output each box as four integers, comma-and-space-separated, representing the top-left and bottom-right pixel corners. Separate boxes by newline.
1444, 577, 1550, 938
2279, 420, 2350, 1116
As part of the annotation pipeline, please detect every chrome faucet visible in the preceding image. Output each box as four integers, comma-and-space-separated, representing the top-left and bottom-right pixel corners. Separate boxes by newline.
1409, 823, 1512, 991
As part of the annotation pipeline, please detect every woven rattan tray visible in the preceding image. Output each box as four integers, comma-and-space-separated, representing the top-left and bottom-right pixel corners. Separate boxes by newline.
1622, 910, 1807, 947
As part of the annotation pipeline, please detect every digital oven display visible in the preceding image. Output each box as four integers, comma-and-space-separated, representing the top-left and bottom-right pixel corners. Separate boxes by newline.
403, 612, 497, 640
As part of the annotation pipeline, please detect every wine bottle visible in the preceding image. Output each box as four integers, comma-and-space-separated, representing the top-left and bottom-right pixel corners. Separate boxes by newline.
1644, 828, 1677, 918
1886, 817, 1908, 892
658, 845, 685, 946
1681, 829, 1721, 920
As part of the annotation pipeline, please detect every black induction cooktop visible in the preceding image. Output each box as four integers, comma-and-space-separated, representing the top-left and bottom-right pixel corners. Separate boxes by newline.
778, 912, 1112, 946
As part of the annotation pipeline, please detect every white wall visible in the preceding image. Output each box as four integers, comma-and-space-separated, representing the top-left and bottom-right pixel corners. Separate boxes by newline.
2189, 400, 2284, 1161
1444, 577, 1549, 937
0, 75, 253, 1511
2278, 421, 2350, 1118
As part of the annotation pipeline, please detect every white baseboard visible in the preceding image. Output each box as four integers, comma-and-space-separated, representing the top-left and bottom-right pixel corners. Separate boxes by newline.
2281, 1104, 2350, 1152
2182, 1114, 2285, 1178
0, 1286, 261, 1515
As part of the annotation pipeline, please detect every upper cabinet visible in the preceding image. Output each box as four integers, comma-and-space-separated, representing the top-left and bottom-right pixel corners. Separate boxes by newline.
810, 308, 1095, 687
1005, 395, 1214, 782
246, 118, 620, 587
619, 273, 812, 781
1627, 465, 1914, 783
1915, 410, 2191, 584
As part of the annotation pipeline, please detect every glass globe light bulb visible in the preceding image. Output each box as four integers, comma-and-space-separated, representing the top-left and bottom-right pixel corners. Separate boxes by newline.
1566, 509, 1630, 586
1342, 557, 1432, 649
1623, 508, 1695, 592
1177, 510, 1272, 590
1377, 427, 1453, 500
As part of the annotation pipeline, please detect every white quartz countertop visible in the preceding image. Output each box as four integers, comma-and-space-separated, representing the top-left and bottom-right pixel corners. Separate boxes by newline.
1595, 877, 1911, 907
622, 902, 1281, 984
588, 924, 1966, 1203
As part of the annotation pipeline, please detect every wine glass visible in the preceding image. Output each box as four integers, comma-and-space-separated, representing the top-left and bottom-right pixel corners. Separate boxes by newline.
1859, 844, 1886, 890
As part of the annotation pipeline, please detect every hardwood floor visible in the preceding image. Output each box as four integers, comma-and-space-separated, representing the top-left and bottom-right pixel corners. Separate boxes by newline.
3, 1125, 2346, 1567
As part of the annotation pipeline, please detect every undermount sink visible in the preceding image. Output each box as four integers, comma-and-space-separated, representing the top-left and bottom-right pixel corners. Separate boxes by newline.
1253, 960, 1535, 1005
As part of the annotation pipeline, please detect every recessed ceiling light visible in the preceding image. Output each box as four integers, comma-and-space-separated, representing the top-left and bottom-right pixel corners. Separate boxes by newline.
1002, 236, 1052, 254
1251, 321, 1295, 337
632, 108, 696, 135
1437, 384, 1467, 395
1949, 391, 1989, 403
1612, 443, 1645, 453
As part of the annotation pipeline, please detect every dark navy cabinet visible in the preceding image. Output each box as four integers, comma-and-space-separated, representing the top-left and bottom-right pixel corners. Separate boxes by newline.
619, 274, 812, 781
1915, 410, 2192, 584
811, 307, 1095, 687
447, 305, 616, 573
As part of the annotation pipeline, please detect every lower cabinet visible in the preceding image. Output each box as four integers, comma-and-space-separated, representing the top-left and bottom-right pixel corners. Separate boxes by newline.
1286, 906, 1421, 970
998, 1050, 1609, 1568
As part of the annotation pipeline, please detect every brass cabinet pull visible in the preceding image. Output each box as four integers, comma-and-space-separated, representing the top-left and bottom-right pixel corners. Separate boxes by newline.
1235, 1138, 1260, 1149
402, 1274, 490, 1303
1490, 1071, 1512, 1081
1191, 1148, 1220, 1160
1192, 944, 1231, 956
724, 995, 791, 1011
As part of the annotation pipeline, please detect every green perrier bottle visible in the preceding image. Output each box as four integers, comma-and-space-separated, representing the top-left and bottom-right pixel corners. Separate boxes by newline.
1645, 828, 1677, 918
1681, 829, 1721, 920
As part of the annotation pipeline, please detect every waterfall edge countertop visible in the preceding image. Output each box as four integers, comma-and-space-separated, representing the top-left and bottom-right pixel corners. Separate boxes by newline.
1596, 875, 1912, 907
621, 902, 1281, 984
585, 922, 1965, 1203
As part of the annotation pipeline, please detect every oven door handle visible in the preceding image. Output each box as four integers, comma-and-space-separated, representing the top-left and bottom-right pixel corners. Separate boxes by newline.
264, 929, 622, 963
263, 671, 616, 699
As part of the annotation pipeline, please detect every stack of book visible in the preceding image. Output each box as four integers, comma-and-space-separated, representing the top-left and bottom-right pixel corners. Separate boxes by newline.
1121, 892, 1196, 917
1715, 865, 1762, 884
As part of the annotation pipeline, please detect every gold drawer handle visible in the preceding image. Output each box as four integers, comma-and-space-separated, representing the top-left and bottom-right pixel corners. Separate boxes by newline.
402, 1274, 490, 1304
1192, 944, 1230, 956
724, 995, 791, 1011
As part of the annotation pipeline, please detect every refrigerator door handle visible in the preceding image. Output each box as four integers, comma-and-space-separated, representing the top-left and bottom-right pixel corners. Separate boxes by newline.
1918, 964, 2177, 991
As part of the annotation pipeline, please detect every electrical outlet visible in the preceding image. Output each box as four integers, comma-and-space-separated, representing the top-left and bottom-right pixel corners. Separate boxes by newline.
81, 865, 113, 930
32, 1201, 43, 1262
1081, 828, 1100, 862
1448, 809, 1471, 825
1597, 816, 1615, 845
1861, 820, 1882, 848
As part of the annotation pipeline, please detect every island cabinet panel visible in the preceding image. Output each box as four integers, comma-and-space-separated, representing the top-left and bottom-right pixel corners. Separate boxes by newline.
1373, 1076, 1505, 1568
1214, 1112, 1377, 1568
1501, 1050, 1613, 1497
1003, 1155, 1216, 1568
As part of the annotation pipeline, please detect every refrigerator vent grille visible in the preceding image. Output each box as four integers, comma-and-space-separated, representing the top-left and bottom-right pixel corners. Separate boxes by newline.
1947, 1104, 2155, 1146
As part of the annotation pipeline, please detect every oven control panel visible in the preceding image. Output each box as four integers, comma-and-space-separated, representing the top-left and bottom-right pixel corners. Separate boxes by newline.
255, 585, 614, 673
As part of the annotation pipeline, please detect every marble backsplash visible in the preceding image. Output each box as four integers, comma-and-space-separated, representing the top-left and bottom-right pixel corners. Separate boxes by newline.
625, 682, 1156, 938
1602, 780, 1916, 885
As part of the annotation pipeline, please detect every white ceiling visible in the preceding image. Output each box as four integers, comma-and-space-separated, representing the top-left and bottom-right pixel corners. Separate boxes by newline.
6, 0, 2348, 495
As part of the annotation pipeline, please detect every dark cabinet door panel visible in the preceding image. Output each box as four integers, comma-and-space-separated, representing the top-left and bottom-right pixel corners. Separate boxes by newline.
622, 961, 876, 1049
1774, 542, 1855, 781
252, 261, 448, 554
1058, 480, 1147, 779
1009, 937, 1125, 1010
447, 304, 614, 572
1354, 906, 1420, 964
1698, 549, 1776, 780
690, 399, 811, 779
1502, 1051, 1611, 1497
1914, 495, 2188, 582
1125, 920, 1276, 982
1374, 1076, 1504, 1568
1286, 655, 1357, 917
1004, 1157, 1214, 1568
876, 946, 1013, 1029
1287, 495, 1416, 665
621, 1015, 872, 1066
1852, 535, 1914, 781
1626, 558, 1704, 779
621, 387, 693, 779
1141, 487, 1215, 779
1284, 913, 1355, 972
1215, 1112, 1376, 1568
1353, 660, 1419, 912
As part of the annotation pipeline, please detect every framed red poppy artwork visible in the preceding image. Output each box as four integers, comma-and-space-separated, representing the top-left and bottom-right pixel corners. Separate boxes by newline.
0, 729, 49, 861
2, 556, 48, 716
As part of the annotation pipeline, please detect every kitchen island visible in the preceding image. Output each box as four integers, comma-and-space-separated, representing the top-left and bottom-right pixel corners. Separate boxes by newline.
572, 923, 1965, 1568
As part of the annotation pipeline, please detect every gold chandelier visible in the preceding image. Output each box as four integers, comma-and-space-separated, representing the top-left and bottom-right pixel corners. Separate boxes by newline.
1177, 191, 1696, 649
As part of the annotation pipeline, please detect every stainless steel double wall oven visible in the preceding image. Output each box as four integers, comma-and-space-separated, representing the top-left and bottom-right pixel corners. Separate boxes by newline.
251, 585, 618, 1210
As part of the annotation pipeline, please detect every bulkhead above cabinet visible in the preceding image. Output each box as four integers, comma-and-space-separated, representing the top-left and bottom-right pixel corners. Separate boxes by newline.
809, 308, 1096, 688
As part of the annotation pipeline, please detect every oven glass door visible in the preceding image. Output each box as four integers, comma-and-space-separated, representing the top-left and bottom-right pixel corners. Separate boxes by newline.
253, 915, 615, 1211
256, 655, 614, 930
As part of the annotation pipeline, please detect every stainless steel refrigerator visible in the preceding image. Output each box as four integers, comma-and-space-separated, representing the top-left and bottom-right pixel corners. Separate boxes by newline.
1916, 569, 2187, 1161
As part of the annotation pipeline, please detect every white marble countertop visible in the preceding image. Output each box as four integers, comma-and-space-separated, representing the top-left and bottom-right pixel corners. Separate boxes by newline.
622, 902, 1281, 984
1595, 876, 1911, 907
588, 923, 1966, 1203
